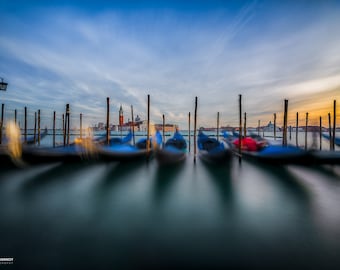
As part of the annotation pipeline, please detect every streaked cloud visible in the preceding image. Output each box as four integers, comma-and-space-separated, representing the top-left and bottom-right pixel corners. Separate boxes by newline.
0, 1, 340, 129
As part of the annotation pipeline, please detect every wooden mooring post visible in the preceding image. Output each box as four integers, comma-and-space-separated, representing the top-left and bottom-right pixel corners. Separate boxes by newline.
296, 112, 299, 147
319, 116, 322, 151
24, 106, 27, 144
38, 109, 41, 146
131, 105, 135, 145
283, 100, 288, 146
146, 94, 150, 157
62, 113, 65, 145
217, 112, 220, 141
244, 112, 247, 138
64, 104, 70, 146
34, 111, 37, 144
188, 112, 191, 153
162, 114, 165, 147
305, 112, 308, 151
273, 113, 277, 140
238, 94, 242, 162
194, 97, 198, 163
328, 112, 332, 150
80, 113, 83, 140
66, 105, 70, 146
332, 100, 336, 151
106, 97, 110, 145
53, 111, 56, 148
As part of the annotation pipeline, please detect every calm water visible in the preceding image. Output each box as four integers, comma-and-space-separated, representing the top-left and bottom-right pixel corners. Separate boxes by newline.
0, 132, 339, 269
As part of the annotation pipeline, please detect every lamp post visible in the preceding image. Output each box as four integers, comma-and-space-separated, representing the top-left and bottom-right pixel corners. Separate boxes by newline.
0, 78, 8, 91
0, 78, 8, 144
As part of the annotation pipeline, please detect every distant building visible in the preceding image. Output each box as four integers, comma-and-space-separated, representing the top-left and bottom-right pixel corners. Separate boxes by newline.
119, 105, 124, 126
263, 121, 281, 132
154, 124, 178, 133
97, 122, 105, 130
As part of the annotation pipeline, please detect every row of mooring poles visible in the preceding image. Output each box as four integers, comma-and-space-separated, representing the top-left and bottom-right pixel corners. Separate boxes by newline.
1, 105, 42, 145
284, 100, 337, 151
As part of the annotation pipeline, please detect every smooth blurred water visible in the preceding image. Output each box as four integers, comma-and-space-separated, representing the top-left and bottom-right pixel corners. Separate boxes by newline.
0, 132, 339, 269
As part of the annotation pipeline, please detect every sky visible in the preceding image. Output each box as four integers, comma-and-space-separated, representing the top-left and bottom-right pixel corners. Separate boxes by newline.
1, 0, 340, 129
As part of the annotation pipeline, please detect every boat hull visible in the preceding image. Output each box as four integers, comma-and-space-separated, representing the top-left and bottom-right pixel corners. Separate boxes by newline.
156, 148, 186, 165
198, 149, 232, 164
98, 145, 151, 162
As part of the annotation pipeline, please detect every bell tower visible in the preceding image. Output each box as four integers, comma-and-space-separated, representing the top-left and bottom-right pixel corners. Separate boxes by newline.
119, 104, 124, 127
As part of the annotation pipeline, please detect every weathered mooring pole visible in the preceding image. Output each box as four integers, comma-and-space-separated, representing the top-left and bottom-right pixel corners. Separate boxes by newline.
283, 100, 288, 146
106, 97, 110, 145
194, 97, 198, 163
188, 112, 191, 153
305, 112, 308, 151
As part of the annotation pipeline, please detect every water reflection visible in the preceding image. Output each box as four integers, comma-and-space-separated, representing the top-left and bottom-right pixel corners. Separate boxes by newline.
97, 160, 145, 190
153, 161, 184, 203
308, 164, 340, 180
250, 160, 310, 204
0, 151, 339, 269
200, 159, 233, 207
20, 162, 88, 192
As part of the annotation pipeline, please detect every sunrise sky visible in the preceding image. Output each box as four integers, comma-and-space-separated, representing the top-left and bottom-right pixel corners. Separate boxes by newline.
1, 0, 340, 129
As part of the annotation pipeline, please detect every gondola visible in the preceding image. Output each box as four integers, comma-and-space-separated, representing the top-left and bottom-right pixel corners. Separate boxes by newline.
239, 144, 312, 165
228, 134, 312, 165
93, 130, 133, 145
197, 131, 232, 164
98, 130, 162, 162
308, 150, 340, 165
25, 128, 49, 145
156, 130, 187, 165
322, 133, 340, 147
21, 143, 96, 165
21, 131, 136, 165
0, 128, 48, 146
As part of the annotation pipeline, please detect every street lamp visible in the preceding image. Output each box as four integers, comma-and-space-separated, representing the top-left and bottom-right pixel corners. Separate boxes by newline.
0, 78, 8, 91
